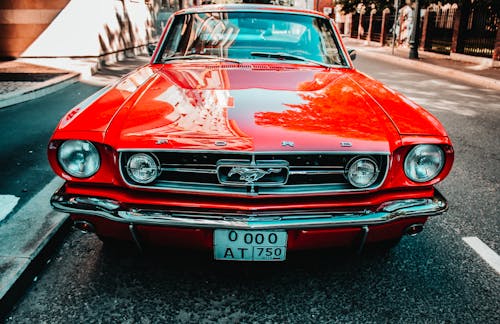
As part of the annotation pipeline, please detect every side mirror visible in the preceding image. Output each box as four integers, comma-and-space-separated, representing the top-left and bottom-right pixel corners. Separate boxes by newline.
348, 49, 357, 61
147, 44, 156, 56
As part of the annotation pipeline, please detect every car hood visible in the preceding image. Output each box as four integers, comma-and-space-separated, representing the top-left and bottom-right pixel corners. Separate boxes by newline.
104, 64, 401, 152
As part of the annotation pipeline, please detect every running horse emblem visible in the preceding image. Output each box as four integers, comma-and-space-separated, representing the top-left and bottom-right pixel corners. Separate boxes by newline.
228, 167, 282, 184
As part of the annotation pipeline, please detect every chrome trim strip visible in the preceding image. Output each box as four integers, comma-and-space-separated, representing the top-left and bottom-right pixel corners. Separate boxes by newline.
180, 7, 328, 20
290, 165, 345, 169
289, 170, 345, 175
51, 188, 447, 230
118, 149, 391, 155
120, 181, 372, 196
161, 163, 216, 168
357, 226, 369, 254
159, 168, 344, 176
160, 168, 218, 174
129, 224, 143, 252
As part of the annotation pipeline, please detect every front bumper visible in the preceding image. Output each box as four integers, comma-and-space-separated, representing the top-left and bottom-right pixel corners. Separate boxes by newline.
51, 186, 448, 230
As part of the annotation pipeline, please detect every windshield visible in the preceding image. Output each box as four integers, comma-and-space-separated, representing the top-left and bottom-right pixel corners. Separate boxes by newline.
158, 11, 348, 67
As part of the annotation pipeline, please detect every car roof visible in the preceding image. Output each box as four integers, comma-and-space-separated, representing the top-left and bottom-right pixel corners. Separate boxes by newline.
177, 4, 327, 18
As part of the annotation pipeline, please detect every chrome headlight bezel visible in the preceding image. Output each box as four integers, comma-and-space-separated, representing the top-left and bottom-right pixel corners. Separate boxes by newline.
346, 157, 379, 188
126, 153, 161, 184
404, 144, 445, 183
57, 140, 100, 178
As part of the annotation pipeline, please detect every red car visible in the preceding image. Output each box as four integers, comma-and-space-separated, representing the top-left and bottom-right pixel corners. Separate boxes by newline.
49, 4, 453, 260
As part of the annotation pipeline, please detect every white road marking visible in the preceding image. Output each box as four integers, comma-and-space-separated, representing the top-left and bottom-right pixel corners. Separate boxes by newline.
0, 195, 20, 222
463, 237, 500, 275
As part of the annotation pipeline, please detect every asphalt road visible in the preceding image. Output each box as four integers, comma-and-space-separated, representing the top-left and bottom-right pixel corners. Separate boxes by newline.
0, 83, 100, 214
4, 54, 500, 323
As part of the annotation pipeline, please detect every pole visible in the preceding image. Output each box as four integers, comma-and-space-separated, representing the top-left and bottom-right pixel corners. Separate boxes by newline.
409, 0, 420, 59
392, 0, 400, 55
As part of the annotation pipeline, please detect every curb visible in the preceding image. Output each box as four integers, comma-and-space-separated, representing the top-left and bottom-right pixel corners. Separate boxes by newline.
358, 50, 500, 91
0, 72, 79, 109
0, 178, 70, 317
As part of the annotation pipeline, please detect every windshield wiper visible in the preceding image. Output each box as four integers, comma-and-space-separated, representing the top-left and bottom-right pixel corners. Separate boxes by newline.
162, 54, 241, 64
250, 52, 331, 68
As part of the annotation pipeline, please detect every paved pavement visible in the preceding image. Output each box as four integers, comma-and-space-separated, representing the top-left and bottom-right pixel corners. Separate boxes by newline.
344, 38, 500, 91
0, 61, 80, 109
0, 44, 499, 316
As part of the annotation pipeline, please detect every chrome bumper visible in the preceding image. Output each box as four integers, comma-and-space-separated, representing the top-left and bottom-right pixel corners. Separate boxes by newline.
51, 186, 448, 230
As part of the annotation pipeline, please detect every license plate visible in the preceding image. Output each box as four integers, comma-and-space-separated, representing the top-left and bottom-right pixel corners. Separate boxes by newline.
214, 229, 287, 261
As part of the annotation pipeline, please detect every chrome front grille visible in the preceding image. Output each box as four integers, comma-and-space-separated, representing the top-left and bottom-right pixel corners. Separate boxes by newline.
119, 151, 389, 195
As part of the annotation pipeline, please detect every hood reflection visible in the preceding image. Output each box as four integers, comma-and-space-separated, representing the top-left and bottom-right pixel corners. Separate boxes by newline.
119, 67, 253, 150
254, 72, 385, 141
113, 65, 392, 151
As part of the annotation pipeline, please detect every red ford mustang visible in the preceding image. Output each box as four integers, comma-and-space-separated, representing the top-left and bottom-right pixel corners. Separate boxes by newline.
49, 4, 453, 260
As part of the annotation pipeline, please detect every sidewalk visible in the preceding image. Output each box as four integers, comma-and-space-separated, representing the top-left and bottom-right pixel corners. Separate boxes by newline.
344, 38, 500, 91
0, 61, 80, 109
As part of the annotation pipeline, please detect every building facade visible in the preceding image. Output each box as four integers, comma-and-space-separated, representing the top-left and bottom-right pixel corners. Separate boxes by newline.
0, 0, 167, 60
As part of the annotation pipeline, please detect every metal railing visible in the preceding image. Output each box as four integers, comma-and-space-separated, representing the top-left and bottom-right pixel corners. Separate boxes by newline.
342, 3, 498, 60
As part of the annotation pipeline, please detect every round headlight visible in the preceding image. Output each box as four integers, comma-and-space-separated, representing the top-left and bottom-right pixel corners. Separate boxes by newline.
58, 140, 100, 178
126, 153, 160, 184
346, 157, 379, 188
404, 144, 445, 182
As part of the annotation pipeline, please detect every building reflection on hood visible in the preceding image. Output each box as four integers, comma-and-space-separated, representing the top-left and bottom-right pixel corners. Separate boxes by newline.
254, 72, 386, 141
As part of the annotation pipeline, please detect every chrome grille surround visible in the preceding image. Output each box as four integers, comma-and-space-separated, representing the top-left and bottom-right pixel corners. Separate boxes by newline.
119, 150, 390, 196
